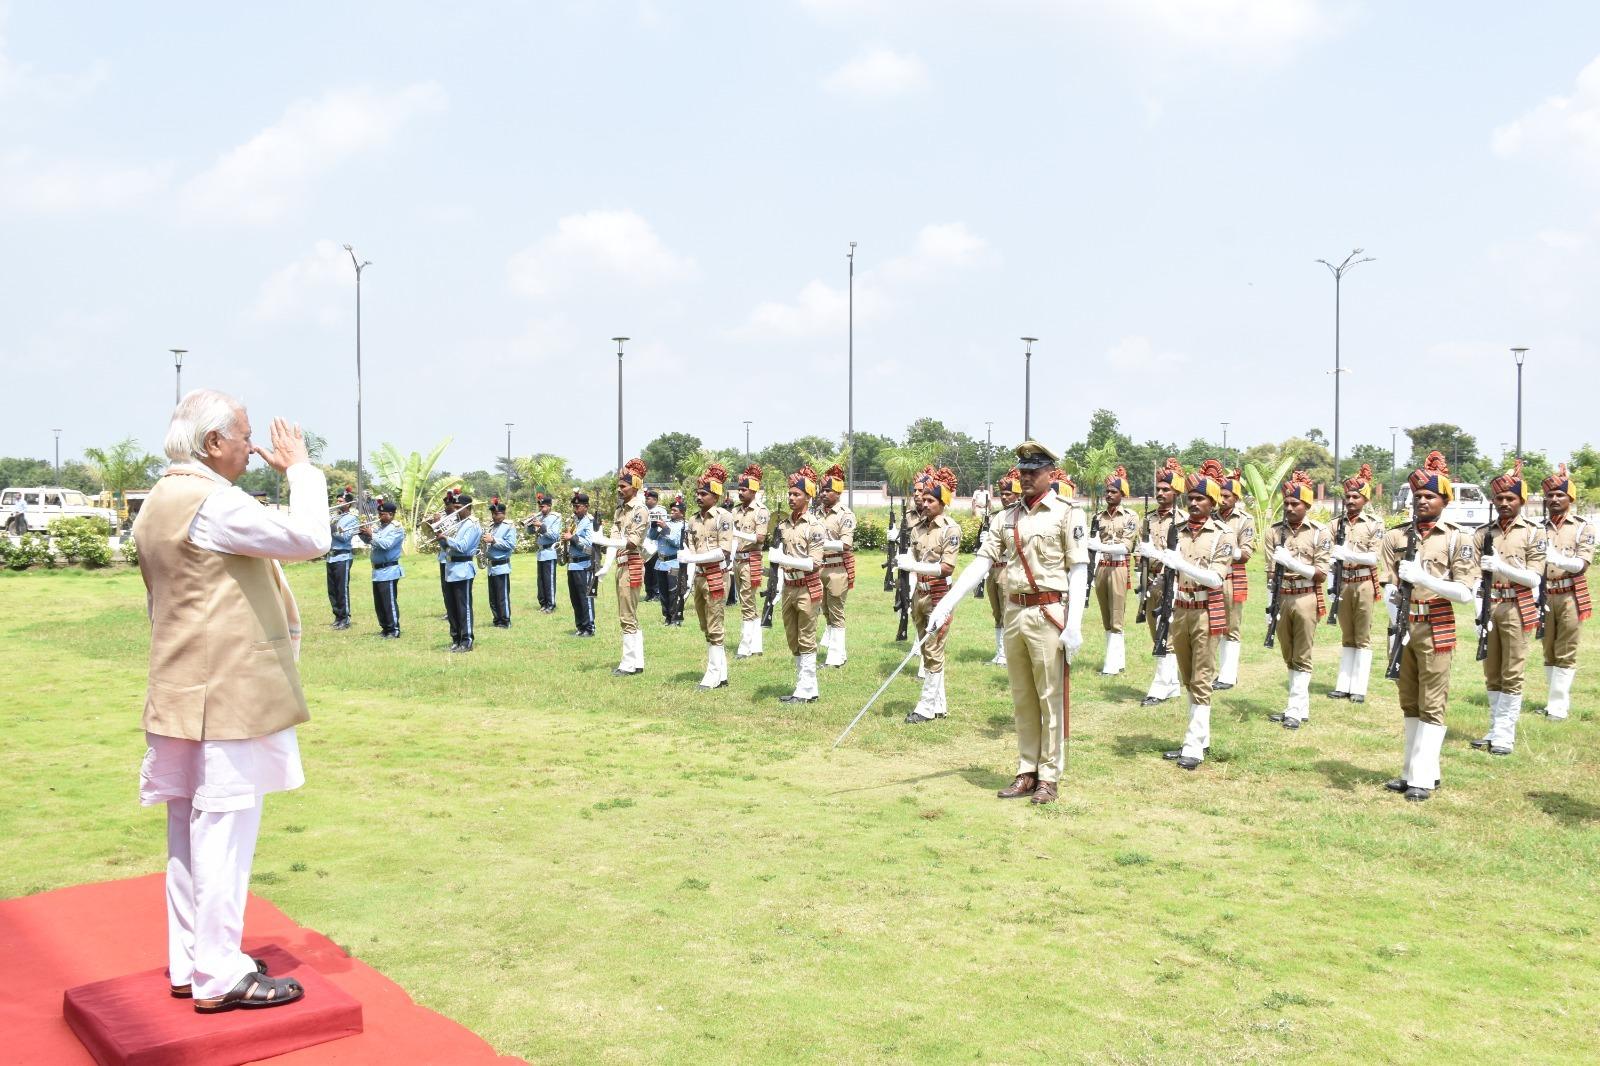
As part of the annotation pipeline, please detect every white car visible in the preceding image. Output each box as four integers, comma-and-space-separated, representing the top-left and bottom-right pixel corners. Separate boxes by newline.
1391, 481, 1491, 528
1, 486, 120, 535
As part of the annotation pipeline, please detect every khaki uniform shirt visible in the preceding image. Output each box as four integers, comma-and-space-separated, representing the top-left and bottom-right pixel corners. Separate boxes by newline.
976, 492, 1089, 594
776, 511, 825, 577
734, 499, 770, 553
1337, 510, 1385, 576
1264, 519, 1332, 590
686, 505, 734, 563
1379, 520, 1481, 603
1095, 506, 1139, 554
613, 495, 649, 557
822, 503, 856, 556
1216, 507, 1256, 563
912, 512, 961, 576
1542, 514, 1596, 579
1173, 517, 1234, 602
1139, 507, 1180, 585
1485, 513, 1546, 586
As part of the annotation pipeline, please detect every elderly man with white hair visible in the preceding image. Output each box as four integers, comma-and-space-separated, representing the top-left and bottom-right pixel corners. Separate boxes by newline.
131, 389, 330, 1013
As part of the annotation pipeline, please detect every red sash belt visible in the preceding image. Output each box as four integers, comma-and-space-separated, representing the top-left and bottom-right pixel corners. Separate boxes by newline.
1407, 599, 1457, 653
743, 549, 763, 589
1229, 561, 1249, 604
1548, 574, 1592, 621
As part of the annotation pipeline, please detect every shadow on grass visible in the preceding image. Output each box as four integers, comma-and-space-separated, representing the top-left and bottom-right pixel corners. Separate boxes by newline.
1527, 791, 1600, 827
1112, 733, 1171, 758
826, 766, 971, 795
980, 712, 1013, 739
1312, 759, 1387, 792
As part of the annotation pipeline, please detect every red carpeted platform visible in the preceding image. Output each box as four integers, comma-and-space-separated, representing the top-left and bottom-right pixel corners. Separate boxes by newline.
0, 875, 524, 1066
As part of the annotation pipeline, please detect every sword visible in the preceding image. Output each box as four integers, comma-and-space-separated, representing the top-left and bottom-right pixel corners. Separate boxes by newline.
833, 635, 926, 748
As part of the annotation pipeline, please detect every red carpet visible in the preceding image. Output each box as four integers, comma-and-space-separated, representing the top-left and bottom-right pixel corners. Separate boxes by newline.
0, 875, 524, 1065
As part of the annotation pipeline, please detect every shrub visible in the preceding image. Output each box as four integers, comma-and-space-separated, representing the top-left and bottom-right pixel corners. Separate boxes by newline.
48, 517, 113, 568
854, 517, 886, 552
120, 533, 139, 568
4, 532, 52, 570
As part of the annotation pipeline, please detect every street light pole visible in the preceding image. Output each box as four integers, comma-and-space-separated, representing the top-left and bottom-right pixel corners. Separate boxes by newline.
1021, 337, 1038, 439
505, 423, 514, 499
1389, 425, 1399, 491
613, 337, 629, 472
1221, 422, 1229, 469
343, 246, 372, 502
53, 429, 61, 485
743, 420, 752, 461
984, 421, 993, 492
1315, 248, 1375, 484
1511, 348, 1528, 459
169, 349, 187, 405
847, 242, 856, 510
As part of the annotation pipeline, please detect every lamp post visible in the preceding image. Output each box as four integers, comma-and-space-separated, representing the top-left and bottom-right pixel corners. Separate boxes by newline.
1221, 422, 1230, 468
504, 423, 514, 499
343, 245, 372, 502
168, 349, 187, 404
984, 421, 994, 492
613, 337, 629, 472
1389, 425, 1399, 489
1021, 337, 1038, 439
743, 420, 752, 461
1316, 248, 1375, 483
53, 429, 61, 485
847, 241, 856, 509
1511, 347, 1528, 459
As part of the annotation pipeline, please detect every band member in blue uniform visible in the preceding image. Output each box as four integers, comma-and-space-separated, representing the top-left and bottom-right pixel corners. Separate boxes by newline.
533, 492, 562, 612
360, 497, 405, 638
327, 485, 360, 629
562, 491, 597, 637
484, 497, 517, 628
443, 493, 483, 652
652, 496, 685, 626
642, 487, 663, 603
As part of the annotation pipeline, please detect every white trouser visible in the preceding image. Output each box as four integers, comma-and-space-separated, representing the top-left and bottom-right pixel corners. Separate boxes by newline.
792, 653, 818, 699
1101, 631, 1125, 675
1481, 691, 1502, 742
1489, 692, 1521, 749
1400, 717, 1419, 784
700, 644, 727, 687
826, 626, 847, 666
1181, 698, 1210, 761
1216, 639, 1241, 686
1286, 670, 1312, 722
1544, 666, 1574, 720
910, 671, 939, 720
735, 620, 752, 657
1349, 649, 1372, 698
1410, 721, 1446, 790
1335, 647, 1355, 694
1146, 654, 1179, 700
166, 798, 264, 1000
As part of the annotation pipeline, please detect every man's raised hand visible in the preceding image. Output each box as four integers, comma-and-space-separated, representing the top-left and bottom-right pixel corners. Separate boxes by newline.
254, 418, 310, 474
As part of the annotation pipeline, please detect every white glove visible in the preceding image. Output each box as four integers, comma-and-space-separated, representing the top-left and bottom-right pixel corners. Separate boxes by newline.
731, 529, 758, 544
886, 525, 899, 541
1156, 548, 1182, 570
1059, 624, 1083, 660
596, 545, 616, 578
1329, 544, 1350, 563
1095, 540, 1128, 557
928, 556, 993, 629
1135, 540, 1160, 560
644, 537, 659, 559
678, 547, 723, 565
1168, 553, 1223, 589
1059, 561, 1088, 662
896, 552, 941, 576
1478, 554, 1500, 574
1272, 546, 1314, 577
770, 550, 815, 572
590, 530, 623, 549
1494, 559, 1542, 590
1344, 548, 1378, 566
1546, 550, 1584, 574
822, 538, 845, 551
1400, 560, 1473, 603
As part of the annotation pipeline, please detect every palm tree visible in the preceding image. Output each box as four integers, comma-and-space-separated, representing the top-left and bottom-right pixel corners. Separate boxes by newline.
369, 438, 453, 533
1065, 441, 1118, 510
881, 443, 941, 503
1241, 451, 1300, 537
83, 438, 162, 511
516, 454, 572, 506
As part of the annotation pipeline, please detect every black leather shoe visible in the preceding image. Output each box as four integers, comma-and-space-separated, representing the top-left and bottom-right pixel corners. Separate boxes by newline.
1469, 737, 1491, 750
778, 694, 817, 704
1212, 681, 1234, 691
1348, 694, 1366, 704
448, 643, 462, 653
612, 667, 642, 676
1162, 750, 1183, 760
1175, 756, 1202, 771
904, 711, 934, 724
1268, 712, 1287, 722
1383, 777, 1407, 793
1281, 717, 1302, 730
1404, 786, 1432, 802
460, 639, 473, 652
1490, 745, 1512, 756
1328, 690, 1350, 700
1140, 696, 1167, 707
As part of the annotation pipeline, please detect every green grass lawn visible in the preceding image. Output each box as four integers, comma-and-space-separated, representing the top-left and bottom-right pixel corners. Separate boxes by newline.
3, 559, 1598, 1063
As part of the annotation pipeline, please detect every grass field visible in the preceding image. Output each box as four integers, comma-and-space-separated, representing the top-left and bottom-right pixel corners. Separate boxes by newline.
3, 558, 1598, 1063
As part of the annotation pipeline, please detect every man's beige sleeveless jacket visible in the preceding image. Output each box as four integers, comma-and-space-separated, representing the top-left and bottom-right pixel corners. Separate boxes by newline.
133, 469, 310, 741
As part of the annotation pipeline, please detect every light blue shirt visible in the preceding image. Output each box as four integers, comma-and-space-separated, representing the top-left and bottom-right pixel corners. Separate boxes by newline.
653, 518, 683, 571
485, 520, 517, 576
328, 510, 360, 563
567, 513, 595, 571
444, 518, 482, 582
535, 511, 562, 561
365, 521, 405, 582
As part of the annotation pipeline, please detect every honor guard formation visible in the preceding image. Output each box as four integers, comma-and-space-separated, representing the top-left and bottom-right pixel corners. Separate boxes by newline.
316, 443, 1593, 806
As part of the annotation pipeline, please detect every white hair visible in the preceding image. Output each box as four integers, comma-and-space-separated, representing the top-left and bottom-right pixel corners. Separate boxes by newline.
164, 389, 244, 463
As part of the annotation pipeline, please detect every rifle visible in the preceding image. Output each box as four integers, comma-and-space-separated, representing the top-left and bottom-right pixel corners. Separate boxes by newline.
1474, 523, 1496, 662
1135, 496, 1151, 625
1152, 520, 1179, 655
1325, 516, 1347, 625
1085, 513, 1100, 606
1385, 521, 1419, 680
882, 498, 903, 592
1536, 543, 1550, 640
1263, 547, 1284, 649
760, 513, 782, 628
893, 501, 913, 642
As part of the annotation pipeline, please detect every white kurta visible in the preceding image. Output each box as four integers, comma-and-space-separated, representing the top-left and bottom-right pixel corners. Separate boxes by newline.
138, 461, 330, 813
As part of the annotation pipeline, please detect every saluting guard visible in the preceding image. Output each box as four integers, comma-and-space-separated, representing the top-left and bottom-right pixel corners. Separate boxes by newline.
681, 464, 736, 690
818, 464, 856, 668
768, 466, 827, 703
1213, 470, 1255, 690
1263, 471, 1332, 729
442, 493, 483, 652
360, 497, 404, 638
1139, 458, 1184, 706
901, 467, 962, 723
1538, 464, 1595, 720
1086, 466, 1139, 675
1379, 452, 1479, 801
1471, 461, 1545, 755
533, 493, 562, 613
592, 458, 651, 675
731, 465, 770, 658
1328, 464, 1385, 703
483, 497, 517, 629
563, 491, 597, 637
327, 486, 360, 629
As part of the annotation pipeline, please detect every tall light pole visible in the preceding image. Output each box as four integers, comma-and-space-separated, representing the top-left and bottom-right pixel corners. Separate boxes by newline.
1316, 248, 1375, 483
613, 337, 629, 472
504, 423, 514, 499
168, 349, 187, 405
343, 245, 372, 502
1389, 425, 1399, 490
984, 421, 994, 491
53, 429, 61, 485
1511, 347, 1528, 459
743, 420, 752, 461
1220, 422, 1230, 468
847, 241, 856, 509
1021, 337, 1038, 439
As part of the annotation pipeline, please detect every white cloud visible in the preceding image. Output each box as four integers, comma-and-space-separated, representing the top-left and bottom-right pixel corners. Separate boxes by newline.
0, 8, 107, 105
507, 209, 698, 298
250, 241, 352, 324
1493, 54, 1600, 178
880, 222, 993, 282
1105, 335, 1189, 370
181, 82, 446, 225
0, 149, 172, 215
822, 48, 929, 98
1103, 0, 1337, 55
740, 280, 855, 338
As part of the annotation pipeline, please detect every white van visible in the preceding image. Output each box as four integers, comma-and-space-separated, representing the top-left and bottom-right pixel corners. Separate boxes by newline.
1, 487, 120, 534
1391, 481, 1491, 528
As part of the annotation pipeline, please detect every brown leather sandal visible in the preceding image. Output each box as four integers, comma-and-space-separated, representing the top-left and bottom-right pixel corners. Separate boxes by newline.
193, 970, 304, 1013
170, 957, 267, 998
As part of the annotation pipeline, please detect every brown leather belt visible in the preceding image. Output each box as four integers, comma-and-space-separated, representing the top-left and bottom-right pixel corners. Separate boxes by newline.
1098, 558, 1129, 567
1009, 590, 1062, 606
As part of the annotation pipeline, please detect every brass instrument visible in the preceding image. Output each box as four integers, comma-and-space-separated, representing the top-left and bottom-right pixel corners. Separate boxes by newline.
416, 509, 464, 553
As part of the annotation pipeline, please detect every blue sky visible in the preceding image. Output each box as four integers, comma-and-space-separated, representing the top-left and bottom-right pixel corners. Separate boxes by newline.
3, 1, 1598, 479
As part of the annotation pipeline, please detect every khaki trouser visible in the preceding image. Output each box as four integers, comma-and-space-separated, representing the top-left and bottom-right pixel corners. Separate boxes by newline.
1397, 616, 1453, 726
782, 582, 820, 654
694, 569, 726, 646
987, 570, 1005, 628
912, 585, 950, 673
1143, 577, 1166, 647
1002, 602, 1067, 784
1225, 597, 1245, 643
738, 553, 760, 622
1483, 597, 1530, 694
615, 563, 639, 635
1095, 561, 1129, 633
1276, 591, 1318, 673
1338, 575, 1377, 650
1171, 606, 1216, 705
821, 566, 849, 628
1542, 593, 1582, 668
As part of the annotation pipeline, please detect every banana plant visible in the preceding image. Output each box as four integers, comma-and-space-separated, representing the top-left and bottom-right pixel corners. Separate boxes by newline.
369, 437, 452, 535
1063, 441, 1118, 509
1241, 451, 1299, 536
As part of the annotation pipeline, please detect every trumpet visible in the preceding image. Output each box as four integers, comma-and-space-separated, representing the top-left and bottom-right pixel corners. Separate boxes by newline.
328, 502, 356, 519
